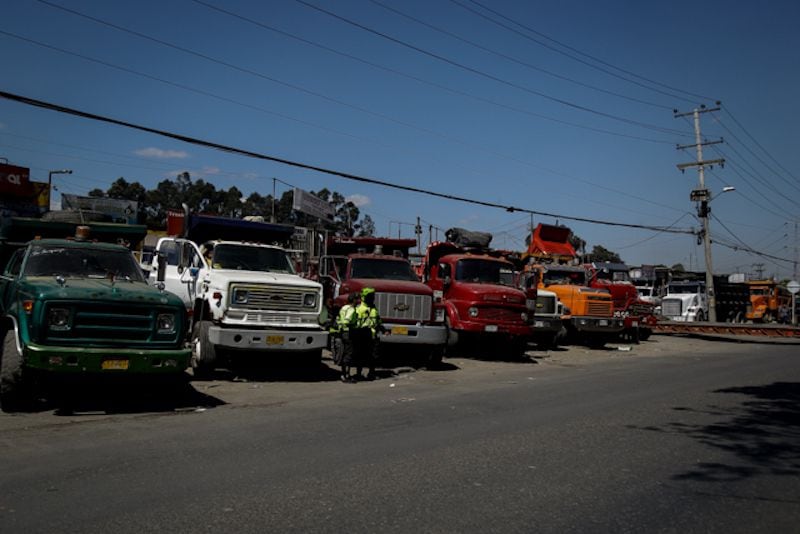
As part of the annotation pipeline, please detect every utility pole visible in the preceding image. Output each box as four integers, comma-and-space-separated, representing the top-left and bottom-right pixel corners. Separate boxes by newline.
415, 216, 422, 255
675, 103, 724, 322
752, 263, 765, 280
271, 177, 277, 223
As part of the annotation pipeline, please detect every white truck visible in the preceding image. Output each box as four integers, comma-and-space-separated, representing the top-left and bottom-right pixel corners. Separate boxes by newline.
148, 212, 327, 377
660, 281, 707, 322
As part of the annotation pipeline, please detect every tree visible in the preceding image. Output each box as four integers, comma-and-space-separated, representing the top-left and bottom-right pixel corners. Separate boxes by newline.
88, 188, 105, 198
355, 214, 376, 237
671, 263, 686, 274
588, 245, 622, 263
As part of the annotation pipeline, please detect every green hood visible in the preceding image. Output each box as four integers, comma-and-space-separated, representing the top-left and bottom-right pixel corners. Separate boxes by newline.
18, 276, 183, 308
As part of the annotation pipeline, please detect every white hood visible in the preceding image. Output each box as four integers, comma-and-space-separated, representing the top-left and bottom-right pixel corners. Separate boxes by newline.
204, 269, 322, 291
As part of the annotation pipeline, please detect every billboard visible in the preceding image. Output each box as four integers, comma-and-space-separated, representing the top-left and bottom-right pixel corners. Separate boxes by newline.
292, 188, 335, 222
61, 194, 139, 224
0, 164, 49, 217
0, 163, 32, 198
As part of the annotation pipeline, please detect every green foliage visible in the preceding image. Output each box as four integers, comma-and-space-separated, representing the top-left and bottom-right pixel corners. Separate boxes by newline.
89, 172, 370, 233
589, 245, 622, 263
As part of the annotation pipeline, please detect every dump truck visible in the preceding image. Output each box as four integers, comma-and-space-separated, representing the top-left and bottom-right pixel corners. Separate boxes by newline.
0, 218, 190, 411
585, 261, 657, 341
421, 228, 532, 357
145, 208, 326, 377
523, 224, 622, 347
661, 273, 750, 322
316, 236, 447, 364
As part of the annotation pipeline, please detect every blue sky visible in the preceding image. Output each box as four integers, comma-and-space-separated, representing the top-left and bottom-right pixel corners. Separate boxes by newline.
1, 0, 798, 279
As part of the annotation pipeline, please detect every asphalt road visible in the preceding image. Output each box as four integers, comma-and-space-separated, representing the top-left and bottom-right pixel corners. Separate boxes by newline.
1, 336, 799, 533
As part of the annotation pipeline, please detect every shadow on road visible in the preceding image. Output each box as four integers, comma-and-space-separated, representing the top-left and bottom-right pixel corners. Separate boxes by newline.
641, 381, 800, 483
48, 377, 225, 416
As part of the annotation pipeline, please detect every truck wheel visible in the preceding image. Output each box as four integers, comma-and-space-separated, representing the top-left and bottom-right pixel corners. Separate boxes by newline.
1, 330, 33, 412
426, 346, 444, 369
696, 311, 705, 322
191, 320, 217, 380
587, 335, 606, 349
639, 328, 652, 341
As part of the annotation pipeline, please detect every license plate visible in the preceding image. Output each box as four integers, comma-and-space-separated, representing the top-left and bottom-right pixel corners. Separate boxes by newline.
102, 359, 129, 370
266, 335, 285, 345
631, 321, 639, 327
485, 325, 498, 332
534, 320, 545, 328
599, 319, 609, 326
390, 326, 409, 335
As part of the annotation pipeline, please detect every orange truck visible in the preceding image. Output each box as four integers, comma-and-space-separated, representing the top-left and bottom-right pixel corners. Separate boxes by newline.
522, 224, 623, 347
746, 280, 791, 323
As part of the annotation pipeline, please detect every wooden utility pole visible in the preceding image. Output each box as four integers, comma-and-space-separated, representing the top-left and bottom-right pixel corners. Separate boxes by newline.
675, 103, 724, 322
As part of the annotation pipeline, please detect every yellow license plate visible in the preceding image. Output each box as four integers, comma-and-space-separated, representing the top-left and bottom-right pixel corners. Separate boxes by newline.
266, 335, 285, 345
391, 326, 409, 335
102, 359, 129, 370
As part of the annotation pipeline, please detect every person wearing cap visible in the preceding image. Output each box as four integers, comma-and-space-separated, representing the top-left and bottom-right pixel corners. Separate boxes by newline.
354, 286, 383, 380
331, 292, 360, 383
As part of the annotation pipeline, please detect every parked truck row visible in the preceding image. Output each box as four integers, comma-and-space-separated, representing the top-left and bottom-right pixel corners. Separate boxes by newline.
8, 205, 790, 412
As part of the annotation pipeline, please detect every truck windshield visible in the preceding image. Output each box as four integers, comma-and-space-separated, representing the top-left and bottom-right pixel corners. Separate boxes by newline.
211, 244, 294, 273
543, 268, 586, 286
350, 258, 418, 281
597, 270, 630, 282
455, 259, 514, 286
668, 283, 703, 294
24, 244, 145, 282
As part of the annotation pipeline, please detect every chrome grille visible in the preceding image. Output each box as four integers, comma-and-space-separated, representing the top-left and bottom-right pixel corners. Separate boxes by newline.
480, 306, 521, 323
231, 284, 310, 312
662, 299, 682, 317
535, 294, 556, 315
587, 301, 612, 316
376, 293, 431, 322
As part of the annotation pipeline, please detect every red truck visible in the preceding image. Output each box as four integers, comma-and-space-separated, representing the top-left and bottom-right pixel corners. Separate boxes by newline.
421, 229, 532, 357
317, 236, 447, 365
584, 262, 657, 341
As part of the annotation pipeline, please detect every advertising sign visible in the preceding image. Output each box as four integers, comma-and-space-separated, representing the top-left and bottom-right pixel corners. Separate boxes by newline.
0, 163, 32, 197
292, 188, 335, 222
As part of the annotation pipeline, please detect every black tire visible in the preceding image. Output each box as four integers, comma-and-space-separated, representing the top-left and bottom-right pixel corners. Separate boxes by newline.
426, 346, 444, 368
1, 329, 33, 412
639, 328, 652, 341
696, 311, 705, 322
191, 320, 217, 380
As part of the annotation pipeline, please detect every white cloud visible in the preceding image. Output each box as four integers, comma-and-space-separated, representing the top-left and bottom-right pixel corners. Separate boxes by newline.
135, 147, 189, 160
346, 194, 371, 207
458, 214, 479, 225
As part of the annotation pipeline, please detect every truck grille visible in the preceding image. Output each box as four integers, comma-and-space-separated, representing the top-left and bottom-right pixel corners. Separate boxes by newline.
535, 294, 556, 315
43, 302, 180, 346
587, 301, 612, 316
662, 299, 682, 317
376, 293, 431, 322
231, 284, 311, 312
480, 306, 522, 323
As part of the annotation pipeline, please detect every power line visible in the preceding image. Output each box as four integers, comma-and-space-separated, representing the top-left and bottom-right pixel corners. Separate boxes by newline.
711, 214, 793, 264
0, 89, 698, 236
367, 0, 672, 110
187, 0, 674, 145
292, 0, 693, 137
456, 0, 716, 104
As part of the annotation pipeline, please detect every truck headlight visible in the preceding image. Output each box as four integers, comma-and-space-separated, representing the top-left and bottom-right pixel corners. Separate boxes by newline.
434, 308, 446, 322
303, 293, 317, 307
468, 306, 479, 317
157, 313, 176, 334
48, 307, 71, 330
521, 312, 528, 322
233, 288, 248, 304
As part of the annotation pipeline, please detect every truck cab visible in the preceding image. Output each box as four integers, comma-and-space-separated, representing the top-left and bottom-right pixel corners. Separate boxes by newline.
661, 281, 707, 322
586, 261, 657, 341
0, 224, 190, 411
518, 269, 565, 349
319, 237, 447, 363
145, 211, 326, 377
423, 237, 531, 356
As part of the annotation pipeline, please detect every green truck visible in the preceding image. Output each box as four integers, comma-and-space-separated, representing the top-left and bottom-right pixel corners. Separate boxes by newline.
0, 218, 191, 411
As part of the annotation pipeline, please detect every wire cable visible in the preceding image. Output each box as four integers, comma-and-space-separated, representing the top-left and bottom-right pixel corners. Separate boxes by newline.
0, 89, 698, 235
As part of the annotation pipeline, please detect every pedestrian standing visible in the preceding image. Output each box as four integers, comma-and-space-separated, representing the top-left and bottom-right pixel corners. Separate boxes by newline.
332, 292, 360, 383
355, 287, 383, 380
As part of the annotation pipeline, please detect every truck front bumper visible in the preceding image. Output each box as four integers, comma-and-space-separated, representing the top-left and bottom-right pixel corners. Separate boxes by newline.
531, 317, 562, 333
208, 325, 328, 351
23, 343, 191, 374
568, 316, 625, 333
378, 323, 447, 346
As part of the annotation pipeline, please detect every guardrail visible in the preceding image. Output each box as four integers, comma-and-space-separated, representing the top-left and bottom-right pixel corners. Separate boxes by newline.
653, 321, 800, 338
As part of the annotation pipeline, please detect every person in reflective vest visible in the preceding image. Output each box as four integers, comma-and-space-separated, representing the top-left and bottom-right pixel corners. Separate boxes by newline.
354, 286, 383, 380
331, 292, 360, 383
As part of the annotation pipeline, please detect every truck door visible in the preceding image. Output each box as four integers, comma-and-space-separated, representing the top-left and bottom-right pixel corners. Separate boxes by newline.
153, 237, 205, 309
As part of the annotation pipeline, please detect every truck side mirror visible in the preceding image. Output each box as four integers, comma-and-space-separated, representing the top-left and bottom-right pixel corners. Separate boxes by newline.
177, 241, 194, 273
439, 263, 451, 287
156, 252, 167, 282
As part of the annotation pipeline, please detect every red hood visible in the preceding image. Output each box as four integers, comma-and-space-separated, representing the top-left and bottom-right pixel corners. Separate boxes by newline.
343, 278, 433, 296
